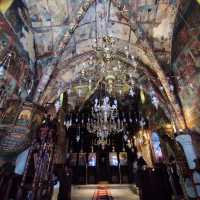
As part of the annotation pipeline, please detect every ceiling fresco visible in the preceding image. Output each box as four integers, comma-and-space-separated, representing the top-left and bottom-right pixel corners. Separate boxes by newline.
0, 0, 200, 132
172, 4, 200, 132
0, 1, 35, 108
23, 0, 179, 100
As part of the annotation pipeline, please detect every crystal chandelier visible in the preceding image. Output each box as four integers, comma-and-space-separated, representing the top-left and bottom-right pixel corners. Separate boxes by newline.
149, 87, 159, 109
63, 34, 139, 100
101, 37, 138, 97
93, 96, 118, 121
86, 96, 125, 145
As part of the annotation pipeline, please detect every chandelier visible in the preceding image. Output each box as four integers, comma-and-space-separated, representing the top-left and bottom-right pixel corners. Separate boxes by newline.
61, 35, 140, 145
63, 34, 139, 99
93, 96, 118, 121
86, 96, 125, 145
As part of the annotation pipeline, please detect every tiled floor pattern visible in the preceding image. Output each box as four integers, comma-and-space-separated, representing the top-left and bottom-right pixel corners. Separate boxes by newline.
52, 184, 139, 200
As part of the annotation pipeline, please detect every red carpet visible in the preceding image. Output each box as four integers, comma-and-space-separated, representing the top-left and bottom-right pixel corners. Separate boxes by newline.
92, 185, 113, 200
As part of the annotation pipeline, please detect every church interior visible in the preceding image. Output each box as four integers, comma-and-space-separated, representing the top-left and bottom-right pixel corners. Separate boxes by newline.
0, 0, 200, 199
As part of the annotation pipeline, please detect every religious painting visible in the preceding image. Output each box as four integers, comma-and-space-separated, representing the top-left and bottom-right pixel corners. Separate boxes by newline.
88, 153, 96, 167
190, 40, 200, 67
16, 109, 32, 126
119, 152, 128, 166
109, 152, 118, 166
4, 0, 35, 63
32, 113, 42, 126
1, 103, 18, 124
34, 32, 53, 57
0, 30, 10, 55
0, 1, 35, 102
7, 52, 24, 83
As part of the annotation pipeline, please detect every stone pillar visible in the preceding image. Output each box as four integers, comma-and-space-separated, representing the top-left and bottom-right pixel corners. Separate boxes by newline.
175, 134, 197, 170
175, 133, 199, 199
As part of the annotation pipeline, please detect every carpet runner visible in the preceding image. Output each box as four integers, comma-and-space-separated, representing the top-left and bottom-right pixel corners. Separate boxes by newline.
92, 185, 113, 200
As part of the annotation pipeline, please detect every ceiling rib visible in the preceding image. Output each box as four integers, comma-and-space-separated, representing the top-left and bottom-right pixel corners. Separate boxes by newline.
33, 0, 96, 102
111, 0, 186, 130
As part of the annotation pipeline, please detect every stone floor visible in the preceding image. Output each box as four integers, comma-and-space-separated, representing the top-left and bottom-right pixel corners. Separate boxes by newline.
52, 184, 139, 200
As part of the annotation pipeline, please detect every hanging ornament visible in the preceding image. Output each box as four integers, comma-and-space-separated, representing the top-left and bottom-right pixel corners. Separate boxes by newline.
149, 88, 159, 109
169, 84, 174, 92
54, 100, 61, 112
65, 118, 72, 130
123, 134, 128, 141
81, 118, 84, 125
139, 117, 146, 128
123, 118, 126, 123
88, 79, 92, 91
140, 88, 145, 104
159, 86, 164, 91
60, 93, 64, 105
129, 88, 135, 97
0, 63, 6, 79
152, 96, 159, 109
76, 135, 80, 142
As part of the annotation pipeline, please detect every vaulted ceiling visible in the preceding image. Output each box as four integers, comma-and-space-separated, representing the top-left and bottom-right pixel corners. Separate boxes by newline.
26, 0, 177, 104
26, 0, 189, 127
1, 0, 200, 131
